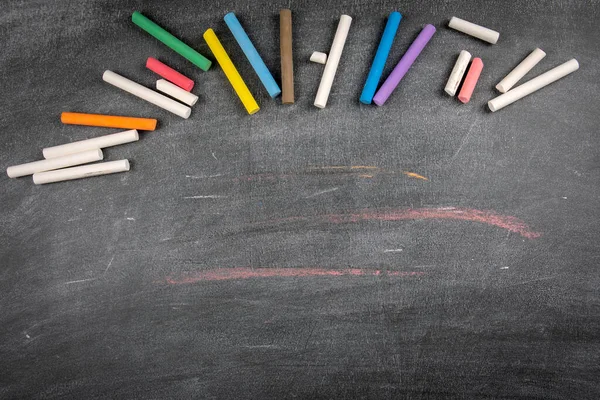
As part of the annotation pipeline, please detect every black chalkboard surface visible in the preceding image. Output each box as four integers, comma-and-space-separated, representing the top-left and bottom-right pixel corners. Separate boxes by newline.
1, 0, 599, 398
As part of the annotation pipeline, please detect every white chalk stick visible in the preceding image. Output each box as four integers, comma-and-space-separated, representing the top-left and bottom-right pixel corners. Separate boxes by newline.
7, 149, 103, 178
496, 48, 546, 93
103, 70, 191, 119
448, 17, 499, 44
488, 59, 579, 112
310, 51, 327, 64
33, 160, 130, 185
314, 15, 352, 108
156, 79, 199, 106
43, 130, 139, 159
444, 50, 471, 96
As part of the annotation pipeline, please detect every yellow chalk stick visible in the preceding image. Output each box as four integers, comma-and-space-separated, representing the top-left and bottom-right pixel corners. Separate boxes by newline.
203, 29, 260, 115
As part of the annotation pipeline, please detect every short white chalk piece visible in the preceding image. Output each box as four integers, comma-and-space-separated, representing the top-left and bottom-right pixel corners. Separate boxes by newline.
103, 70, 191, 119
448, 16, 499, 44
444, 50, 471, 96
156, 79, 199, 106
43, 130, 139, 159
33, 160, 130, 185
310, 52, 328, 64
7, 149, 103, 178
488, 59, 579, 112
496, 48, 546, 93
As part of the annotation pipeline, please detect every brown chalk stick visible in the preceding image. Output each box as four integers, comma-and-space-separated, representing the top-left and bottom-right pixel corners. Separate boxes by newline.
280, 9, 294, 104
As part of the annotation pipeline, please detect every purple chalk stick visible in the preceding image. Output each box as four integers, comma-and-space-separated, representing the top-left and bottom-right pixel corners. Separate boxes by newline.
373, 24, 436, 106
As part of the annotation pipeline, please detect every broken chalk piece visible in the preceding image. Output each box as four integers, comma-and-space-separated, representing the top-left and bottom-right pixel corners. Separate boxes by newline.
310, 52, 327, 64
448, 16, 499, 44
496, 48, 546, 93
445, 50, 471, 96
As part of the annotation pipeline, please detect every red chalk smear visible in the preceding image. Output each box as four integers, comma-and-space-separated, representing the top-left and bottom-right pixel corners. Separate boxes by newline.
268, 207, 541, 239
166, 268, 425, 284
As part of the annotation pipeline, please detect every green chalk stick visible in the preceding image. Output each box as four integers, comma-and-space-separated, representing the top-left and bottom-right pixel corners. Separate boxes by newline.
132, 11, 211, 72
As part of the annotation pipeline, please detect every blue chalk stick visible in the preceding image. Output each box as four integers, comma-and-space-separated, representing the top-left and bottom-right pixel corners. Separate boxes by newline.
359, 12, 402, 104
224, 12, 281, 98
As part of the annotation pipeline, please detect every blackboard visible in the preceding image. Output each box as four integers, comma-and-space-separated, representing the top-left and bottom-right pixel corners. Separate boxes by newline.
1, 0, 599, 398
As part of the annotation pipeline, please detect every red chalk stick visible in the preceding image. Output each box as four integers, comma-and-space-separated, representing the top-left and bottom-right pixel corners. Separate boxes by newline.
458, 57, 483, 104
146, 57, 194, 91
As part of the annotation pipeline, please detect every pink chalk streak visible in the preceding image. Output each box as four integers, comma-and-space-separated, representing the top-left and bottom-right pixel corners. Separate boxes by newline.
166, 268, 425, 284
266, 207, 541, 239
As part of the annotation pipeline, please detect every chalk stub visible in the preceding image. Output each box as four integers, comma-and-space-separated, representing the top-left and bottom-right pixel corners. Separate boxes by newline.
448, 17, 499, 44
445, 50, 471, 96
458, 57, 484, 103
33, 160, 130, 185
146, 57, 194, 91
156, 79, 199, 106
496, 48, 546, 93
310, 52, 327, 64
488, 58, 579, 112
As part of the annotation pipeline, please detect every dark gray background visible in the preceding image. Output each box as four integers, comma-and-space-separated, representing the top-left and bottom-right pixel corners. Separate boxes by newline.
1, 0, 599, 398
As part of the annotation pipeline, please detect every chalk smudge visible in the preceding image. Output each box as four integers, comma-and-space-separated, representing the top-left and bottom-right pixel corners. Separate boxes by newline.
264, 207, 541, 239
184, 195, 228, 199
306, 166, 380, 177
233, 166, 427, 182
234, 173, 294, 182
402, 171, 429, 181
166, 268, 425, 284
104, 256, 115, 273
305, 187, 339, 198
185, 174, 223, 179
64, 278, 96, 285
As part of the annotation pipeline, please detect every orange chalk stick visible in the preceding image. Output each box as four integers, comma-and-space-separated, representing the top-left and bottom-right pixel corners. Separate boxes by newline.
61, 112, 157, 131
458, 57, 483, 104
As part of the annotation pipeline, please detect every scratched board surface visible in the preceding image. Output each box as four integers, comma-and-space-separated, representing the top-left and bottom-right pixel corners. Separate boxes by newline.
1, 0, 599, 398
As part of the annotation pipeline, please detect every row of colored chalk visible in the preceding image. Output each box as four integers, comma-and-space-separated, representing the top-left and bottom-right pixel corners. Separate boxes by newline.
5, 113, 160, 183
132, 10, 291, 114
308, 12, 436, 107
129, 9, 578, 114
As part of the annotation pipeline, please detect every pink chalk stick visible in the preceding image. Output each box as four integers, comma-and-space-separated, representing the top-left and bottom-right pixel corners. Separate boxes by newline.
458, 57, 483, 104
146, 57, 194, 91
